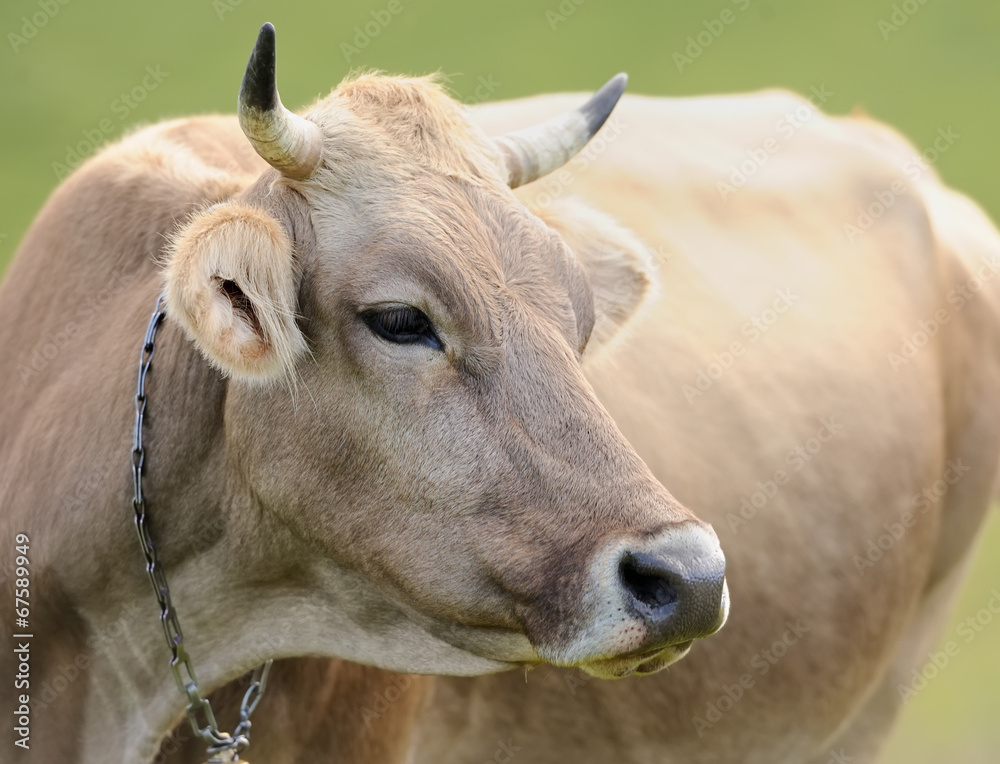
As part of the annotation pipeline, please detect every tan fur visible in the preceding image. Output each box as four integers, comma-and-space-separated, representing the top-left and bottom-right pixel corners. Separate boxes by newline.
165, 202, 307, 382
534, 197, 658, 356
327, 73, 508, 186
158, 660, 433, 763
163, 89, 1000, 764
4, 66, 998, 764
0, 74, 730, 764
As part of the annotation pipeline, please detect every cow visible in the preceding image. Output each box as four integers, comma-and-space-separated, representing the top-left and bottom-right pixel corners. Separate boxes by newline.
165, 28, 1000, 764
0, 23, 736, 764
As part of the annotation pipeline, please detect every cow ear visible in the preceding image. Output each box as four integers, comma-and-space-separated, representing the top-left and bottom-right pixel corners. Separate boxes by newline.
534, 197, 658, 357
164, 203, 307, 382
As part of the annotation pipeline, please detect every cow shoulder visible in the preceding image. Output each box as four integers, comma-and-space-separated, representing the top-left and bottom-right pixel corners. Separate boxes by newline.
0, 117, 257, 391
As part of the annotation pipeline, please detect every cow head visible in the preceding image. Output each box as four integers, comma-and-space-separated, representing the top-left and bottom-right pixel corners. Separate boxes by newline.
163, 23, 727, 679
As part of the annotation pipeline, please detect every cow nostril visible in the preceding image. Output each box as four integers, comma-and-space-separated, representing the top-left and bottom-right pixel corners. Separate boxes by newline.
620, 556, 678, 611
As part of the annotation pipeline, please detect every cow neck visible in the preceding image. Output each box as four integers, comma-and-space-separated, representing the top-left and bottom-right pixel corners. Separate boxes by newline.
125, 293, 270, 763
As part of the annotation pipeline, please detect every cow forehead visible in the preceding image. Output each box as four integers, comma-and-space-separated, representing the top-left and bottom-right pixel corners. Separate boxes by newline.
304, 73, 509, 189
310, 178, 591, 347
286, 74, 595, 349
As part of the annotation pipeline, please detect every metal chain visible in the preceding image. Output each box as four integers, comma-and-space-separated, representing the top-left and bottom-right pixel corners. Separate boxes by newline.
132, 292, 272, 762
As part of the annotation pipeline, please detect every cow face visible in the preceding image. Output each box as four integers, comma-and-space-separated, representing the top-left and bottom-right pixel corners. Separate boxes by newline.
163, 24, 727, 679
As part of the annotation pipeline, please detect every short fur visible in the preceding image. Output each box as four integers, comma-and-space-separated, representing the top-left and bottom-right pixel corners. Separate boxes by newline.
4, 70, 999, 764
175, 89, 1000, 763
166, 202, 307, 381
0, 74, 709, 764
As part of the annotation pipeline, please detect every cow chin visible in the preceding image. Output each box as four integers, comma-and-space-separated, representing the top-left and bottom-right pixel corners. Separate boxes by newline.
578, 641, 695, 679
565, 584, 730, 679
424, 577, 729, 676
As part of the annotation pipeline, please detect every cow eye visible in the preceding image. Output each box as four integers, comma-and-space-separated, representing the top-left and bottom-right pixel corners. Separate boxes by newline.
361, 306, 443, 351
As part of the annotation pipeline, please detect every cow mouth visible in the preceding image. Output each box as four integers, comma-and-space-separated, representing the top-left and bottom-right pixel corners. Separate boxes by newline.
578, 639, 695, 679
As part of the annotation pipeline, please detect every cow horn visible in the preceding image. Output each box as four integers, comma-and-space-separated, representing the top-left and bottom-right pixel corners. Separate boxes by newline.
494, 73, 628, 189
238, 22, 323, 180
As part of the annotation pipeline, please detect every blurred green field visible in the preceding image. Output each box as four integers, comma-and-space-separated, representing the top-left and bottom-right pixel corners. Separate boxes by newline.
2, 0, 998, 760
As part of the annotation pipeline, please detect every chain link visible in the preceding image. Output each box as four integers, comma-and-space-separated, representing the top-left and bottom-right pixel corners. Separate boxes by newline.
132, 293, 272, 761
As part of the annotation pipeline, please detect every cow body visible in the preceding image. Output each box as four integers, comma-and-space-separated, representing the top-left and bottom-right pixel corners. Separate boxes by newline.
2, 66, 997, 764
170, 90, 1000, 763
0, 61, 733, 763
402, 92, 1000, 763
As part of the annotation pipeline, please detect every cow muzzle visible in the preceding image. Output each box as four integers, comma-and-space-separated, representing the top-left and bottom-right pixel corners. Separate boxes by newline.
541, 523, 728, 678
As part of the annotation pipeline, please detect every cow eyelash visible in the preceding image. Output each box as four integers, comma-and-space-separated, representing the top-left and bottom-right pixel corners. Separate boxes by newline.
361, 306, 444, 351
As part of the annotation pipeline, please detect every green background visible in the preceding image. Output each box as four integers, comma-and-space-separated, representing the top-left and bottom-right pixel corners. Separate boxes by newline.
1, 1, 998, 761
